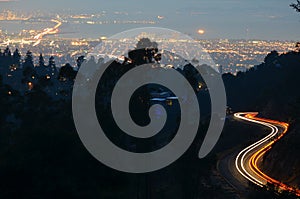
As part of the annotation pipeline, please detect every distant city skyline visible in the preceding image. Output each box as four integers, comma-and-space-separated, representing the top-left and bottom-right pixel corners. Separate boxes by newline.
0, 0, 299, 40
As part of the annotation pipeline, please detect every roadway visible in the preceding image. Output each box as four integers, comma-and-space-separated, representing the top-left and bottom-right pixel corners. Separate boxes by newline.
218, 112, 300, 197
33, 19, 62, 46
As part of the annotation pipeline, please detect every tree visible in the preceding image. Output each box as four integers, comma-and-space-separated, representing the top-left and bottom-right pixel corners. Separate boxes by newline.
12, 49, 21, 68
136, 38, 158, 49
296, 42, 300, 52
291, 0, 300, 12
22, 51, 36, 87
4, 46, 11, 57
128, 38, 161, 65
23, 50, 35, 78
76, 55, 85, 69
38, 53, 45, 67
23, 50, 34, 69
1, 47, 12, 68
58, 63, 77, 81
48, 56, 58, 78
291, 1, 300, 51
264, 50, 279, 66
48, 56, 55, 68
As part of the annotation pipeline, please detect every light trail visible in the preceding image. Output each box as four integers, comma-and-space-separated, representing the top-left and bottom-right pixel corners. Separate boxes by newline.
0, 39, 11, 45
33, 19, 62, 46
234, 112, 300, 196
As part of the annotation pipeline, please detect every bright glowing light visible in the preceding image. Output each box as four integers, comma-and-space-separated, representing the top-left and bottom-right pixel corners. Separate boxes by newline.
33, 19, 62, 47
198, 82, 203, 89
28, 82, 33, 90
197, 29, 205, 35
234, 112, 300, 197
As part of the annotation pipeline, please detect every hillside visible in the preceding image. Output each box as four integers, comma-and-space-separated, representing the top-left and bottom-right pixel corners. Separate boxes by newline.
223, 50, 300, 190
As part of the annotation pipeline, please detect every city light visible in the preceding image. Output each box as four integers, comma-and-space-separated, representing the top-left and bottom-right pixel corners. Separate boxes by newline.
28, 82, 33, 90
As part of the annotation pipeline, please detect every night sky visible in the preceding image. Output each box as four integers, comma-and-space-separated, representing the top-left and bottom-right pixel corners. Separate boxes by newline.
0, 0, 299, 40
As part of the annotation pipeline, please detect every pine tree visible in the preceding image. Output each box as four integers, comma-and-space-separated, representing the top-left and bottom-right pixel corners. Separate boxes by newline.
4, 46, 11, 57
2, 47, 13, 68
38, 53, 45, 67
48, 56, 55, 68
24, 50, 34, 69
13, 49, 21, 68
48, 56, 58, 77
22, 50, 35, 80
76, 55, 85, 69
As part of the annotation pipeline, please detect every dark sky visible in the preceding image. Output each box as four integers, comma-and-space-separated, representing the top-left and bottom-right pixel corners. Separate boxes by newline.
0, 0, 299, 40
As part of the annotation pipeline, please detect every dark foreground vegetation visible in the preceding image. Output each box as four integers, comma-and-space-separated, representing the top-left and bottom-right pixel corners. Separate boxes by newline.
0, 36, 300, 198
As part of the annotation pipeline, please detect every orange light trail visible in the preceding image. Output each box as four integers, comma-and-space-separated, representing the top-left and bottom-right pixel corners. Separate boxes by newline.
234, 112, 300, 197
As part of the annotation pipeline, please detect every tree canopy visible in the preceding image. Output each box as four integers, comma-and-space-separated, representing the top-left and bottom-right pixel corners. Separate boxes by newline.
291, 0, 300, 12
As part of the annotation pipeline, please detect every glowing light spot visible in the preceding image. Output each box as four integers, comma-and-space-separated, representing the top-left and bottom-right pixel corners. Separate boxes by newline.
28, 82, 33, 90
198, 29, 205, 35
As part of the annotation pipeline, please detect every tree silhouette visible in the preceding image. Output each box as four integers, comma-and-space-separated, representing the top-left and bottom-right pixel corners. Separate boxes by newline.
1, 46, 13, 69
38, 53, 45, 67
136, 38, 158, 49
23, 50, 34, 69
296, 42, 300, 52
4, 46, 11, 57
58, 63, 76, 81
12, 49, 21, 68
76, 55, 85, 69
264, 50, 279, 66
128, 38, 161, 65
22, 50, 35, 79
291, 0, 300, 12
48, 56, 55, 68
48, 56, 58, 78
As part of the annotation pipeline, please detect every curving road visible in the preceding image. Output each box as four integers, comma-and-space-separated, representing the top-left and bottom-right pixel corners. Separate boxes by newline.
233, 112, 300, 196
33, 19, 62, 46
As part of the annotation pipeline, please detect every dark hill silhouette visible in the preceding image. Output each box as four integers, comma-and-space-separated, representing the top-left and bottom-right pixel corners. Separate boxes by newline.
0, 41, 227, 199
223, 50, 300, 191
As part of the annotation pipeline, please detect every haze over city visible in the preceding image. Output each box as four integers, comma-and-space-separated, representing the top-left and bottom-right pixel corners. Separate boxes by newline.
0, 0, 299, 40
